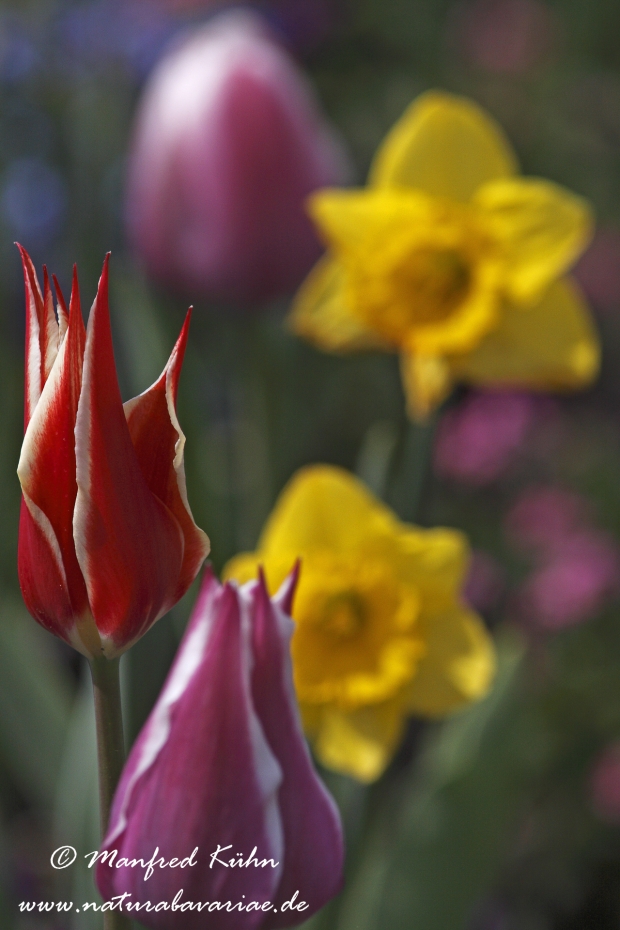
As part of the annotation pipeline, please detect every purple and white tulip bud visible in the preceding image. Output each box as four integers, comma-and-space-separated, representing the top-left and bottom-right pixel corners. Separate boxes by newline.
96, 567, 344, 927
126, 10, 349, 306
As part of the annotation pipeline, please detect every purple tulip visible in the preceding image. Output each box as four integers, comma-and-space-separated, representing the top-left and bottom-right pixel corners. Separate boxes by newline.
126, 10, 349, 305
96, 567, 344, 927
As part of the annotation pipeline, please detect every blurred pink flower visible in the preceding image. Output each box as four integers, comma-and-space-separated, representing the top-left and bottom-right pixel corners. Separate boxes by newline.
504, 485, 591, 555
433, 391, 537, 487
126, 10, 349, 305
454, 0, 555, 75
463, 550, 505, 614
517, 530, 620, 630
574, 227, 620, 313
590, 743, 620, 823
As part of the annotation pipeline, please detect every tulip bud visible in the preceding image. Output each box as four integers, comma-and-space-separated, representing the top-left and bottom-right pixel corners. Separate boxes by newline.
126, 10, 349, 305
96, 567, 344, 927
17, 246, 210, 658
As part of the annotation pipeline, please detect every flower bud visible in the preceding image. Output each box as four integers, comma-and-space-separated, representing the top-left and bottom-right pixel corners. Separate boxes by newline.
17, 246, 209, 658
97, 567, 344, 927
126, 10, 349, 305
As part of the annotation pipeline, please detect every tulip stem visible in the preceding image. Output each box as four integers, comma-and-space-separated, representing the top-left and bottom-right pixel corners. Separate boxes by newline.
90, 656, 132, 930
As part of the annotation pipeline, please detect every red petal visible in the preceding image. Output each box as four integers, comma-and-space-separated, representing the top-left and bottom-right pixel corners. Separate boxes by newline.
73, 256, 185, 656
18, 498, 77, 645
52, 272, 70, 342
123, 309, 210, 605
18, 245, 60, 428
17, 265, 93, 652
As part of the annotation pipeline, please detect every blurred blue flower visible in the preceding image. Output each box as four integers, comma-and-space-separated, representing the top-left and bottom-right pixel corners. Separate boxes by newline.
55, 0, 180, 80
1, 158, 66, 246
0, 17, 38, 84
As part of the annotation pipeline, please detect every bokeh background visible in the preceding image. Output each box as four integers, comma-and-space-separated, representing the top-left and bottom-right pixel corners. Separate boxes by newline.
2, 0, 620, 928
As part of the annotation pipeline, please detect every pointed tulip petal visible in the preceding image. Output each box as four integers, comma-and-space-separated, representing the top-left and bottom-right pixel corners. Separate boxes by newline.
123, 310, 210, 606
98, 570, 284, 927
273, 559, 301, 617
251, 574, 344, 926
369, 91, 518, 201
52, 271, 71, 342
18, 245, 60, 427
17, 265, 95, 654
73, 257, 185, 656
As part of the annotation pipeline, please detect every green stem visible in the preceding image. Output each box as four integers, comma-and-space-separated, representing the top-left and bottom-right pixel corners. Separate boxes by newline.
89, 656, 132, 930
387, 415, 438, 524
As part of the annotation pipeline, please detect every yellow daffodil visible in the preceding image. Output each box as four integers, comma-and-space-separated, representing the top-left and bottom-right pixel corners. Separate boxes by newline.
224, 465, 495, 783
290, 91, 599, 419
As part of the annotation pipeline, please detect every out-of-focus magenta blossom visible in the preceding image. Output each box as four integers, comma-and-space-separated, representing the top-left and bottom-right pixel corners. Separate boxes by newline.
453, 0, 555, 74
504, 485, 591, 555
97, 567, 344, 928
126, 10, 349, 305
517, 530, 620, 630
574, 227, 620, 313
463, 550, 506, 614
590, 743, 620, 823
506, 486, 620, 630
434, 391, 538, 487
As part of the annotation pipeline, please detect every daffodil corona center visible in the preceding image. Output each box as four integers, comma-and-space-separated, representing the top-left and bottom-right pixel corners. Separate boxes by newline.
394, 247, 472, 324
290, 555, 423, 708
318, 590, 366, 638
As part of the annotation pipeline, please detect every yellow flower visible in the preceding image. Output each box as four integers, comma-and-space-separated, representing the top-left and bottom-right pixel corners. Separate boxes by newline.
223, 465, 495, 783
290, 91, 599, 419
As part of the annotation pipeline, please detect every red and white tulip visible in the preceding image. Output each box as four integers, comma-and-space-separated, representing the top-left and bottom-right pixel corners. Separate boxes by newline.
17, 246, 210, 658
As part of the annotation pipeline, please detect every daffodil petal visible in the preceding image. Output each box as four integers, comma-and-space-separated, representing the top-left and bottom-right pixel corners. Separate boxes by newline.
289, 254, 385, 353
475, 178, 593, 302
308, 702, 407, 783
406, 608, 495, 716
453, 277, 600, 390
399, 352, 454, 421
369, 91, 517, 201
257, 465, 400, 557
395, 527, 470, 607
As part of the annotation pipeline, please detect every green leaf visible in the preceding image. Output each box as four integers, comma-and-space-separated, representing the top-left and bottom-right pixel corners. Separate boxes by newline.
0, 599, 72, 808
336, 631, 529, 930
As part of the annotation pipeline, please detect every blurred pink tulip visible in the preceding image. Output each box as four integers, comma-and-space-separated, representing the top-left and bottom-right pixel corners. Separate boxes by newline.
433, 391, 538, 487
97, 567, 344, 927
126, 10, 349, 305
590, 743, 620, 823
